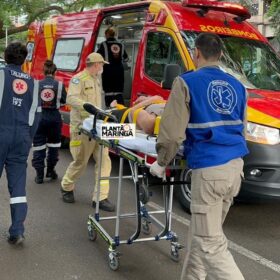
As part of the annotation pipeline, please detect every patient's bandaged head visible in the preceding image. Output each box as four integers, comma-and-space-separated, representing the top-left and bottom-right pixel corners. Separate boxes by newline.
145, 103, 165, 116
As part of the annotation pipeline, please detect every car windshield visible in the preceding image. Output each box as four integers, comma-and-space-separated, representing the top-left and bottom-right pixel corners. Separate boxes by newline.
182, 31, 280, 91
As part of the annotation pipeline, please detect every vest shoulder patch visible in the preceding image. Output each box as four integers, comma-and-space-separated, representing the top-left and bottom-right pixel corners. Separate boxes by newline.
71, 78, 80, 84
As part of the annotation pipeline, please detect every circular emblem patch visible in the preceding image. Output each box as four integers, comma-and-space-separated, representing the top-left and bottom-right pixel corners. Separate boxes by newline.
13, 79, 28, 95
111, 44, 120, 54
71, 78, 80, 84
207, 80, 237, 114
41, 88, 55, 101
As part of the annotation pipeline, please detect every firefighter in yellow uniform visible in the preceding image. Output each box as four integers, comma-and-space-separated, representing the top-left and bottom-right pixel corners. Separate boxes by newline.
61, 52, 115, 212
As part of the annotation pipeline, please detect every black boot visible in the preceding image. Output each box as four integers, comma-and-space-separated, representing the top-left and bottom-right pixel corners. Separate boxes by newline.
8, 234, 25, 245
92, 199, 115, 212
61, 188, 75, 203
46, 167, 58, 180
35, 169, 44, 184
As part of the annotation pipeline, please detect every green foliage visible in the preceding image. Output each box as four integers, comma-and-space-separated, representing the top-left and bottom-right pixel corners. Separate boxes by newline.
0, 31, 27, 57
267, 0, 280, 41
93, 0, 137, 6
0, 0, 138, 52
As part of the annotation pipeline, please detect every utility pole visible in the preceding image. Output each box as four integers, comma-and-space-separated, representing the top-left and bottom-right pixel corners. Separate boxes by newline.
3, 20, 9, 47
5, 26, 8, 47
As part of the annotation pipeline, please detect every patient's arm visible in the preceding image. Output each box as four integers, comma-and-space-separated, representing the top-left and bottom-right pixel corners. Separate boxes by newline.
130, 95, 163, 115
136, 110, 156, 135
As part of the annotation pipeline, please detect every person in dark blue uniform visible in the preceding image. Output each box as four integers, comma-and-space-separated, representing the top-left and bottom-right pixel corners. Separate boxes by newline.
0, 42, 41, 245
97, 27, 128, 107
32, 60, 66, 184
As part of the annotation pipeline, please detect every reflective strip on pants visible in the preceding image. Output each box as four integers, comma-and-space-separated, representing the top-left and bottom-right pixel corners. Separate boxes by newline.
100, 180, 109, 187
33, 144, 47, 151
10, 196, 27, 204
47, 143, 61, 148
70, 140, 81, 147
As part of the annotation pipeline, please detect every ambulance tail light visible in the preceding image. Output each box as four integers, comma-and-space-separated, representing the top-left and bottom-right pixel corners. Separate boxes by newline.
181, 0, 251, 22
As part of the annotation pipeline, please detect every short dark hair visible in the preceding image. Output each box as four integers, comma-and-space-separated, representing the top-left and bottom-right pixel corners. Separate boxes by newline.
43, 60, 57, 75
195, 33, 222, 60
105, 27, 115, 38
4, 42, 28, 65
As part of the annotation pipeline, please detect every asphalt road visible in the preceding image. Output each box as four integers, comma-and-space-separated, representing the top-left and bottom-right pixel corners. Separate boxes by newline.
0, 149, 279, 280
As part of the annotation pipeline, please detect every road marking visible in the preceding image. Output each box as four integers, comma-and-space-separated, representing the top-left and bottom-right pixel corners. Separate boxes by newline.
148, 201, 280, 274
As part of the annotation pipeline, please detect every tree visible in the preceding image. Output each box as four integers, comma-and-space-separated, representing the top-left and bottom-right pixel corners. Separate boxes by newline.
267, 0, 280, 42
0, 0, 137, 55
0, 0, 137, 40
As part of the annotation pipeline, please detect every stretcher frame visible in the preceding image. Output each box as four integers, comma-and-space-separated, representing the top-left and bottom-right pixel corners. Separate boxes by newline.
80, 123, 184, 271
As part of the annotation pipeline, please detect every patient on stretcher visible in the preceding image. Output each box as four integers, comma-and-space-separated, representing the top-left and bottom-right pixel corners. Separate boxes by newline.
109, 95, 166, 135
82, 96, 185, 156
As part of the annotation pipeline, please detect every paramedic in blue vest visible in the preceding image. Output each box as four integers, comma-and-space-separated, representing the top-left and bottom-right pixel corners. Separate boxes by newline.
32, 60, 66, 184
0, 42, 41, 245
97, 27, 128, 107
150, 33, 248, 280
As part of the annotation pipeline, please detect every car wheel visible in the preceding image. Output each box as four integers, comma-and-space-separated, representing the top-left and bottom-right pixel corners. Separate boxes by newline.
176, 168, 192, 214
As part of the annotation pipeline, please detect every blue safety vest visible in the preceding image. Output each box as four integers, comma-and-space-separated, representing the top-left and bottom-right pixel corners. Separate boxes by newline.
181, 66, 249, 169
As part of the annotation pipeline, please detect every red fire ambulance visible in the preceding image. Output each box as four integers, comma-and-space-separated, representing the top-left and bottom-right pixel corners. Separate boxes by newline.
24, 0, 280, 212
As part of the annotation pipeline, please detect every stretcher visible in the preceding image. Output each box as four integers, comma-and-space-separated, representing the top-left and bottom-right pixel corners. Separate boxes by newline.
81, 112, 185, 271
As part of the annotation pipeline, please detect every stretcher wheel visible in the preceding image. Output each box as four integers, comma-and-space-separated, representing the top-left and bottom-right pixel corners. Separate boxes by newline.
108, 252, 120, 271
170, 246, 180, 262
142, 219, 152, 235
87, 224, 97, 241
139, 176, 150, 204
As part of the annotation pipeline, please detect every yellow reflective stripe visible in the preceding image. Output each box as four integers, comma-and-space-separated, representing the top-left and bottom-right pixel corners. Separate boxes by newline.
81, 111, 90, 118
70, 140, 81, 147
247, 107, 280, 129
152, 100, 166, 104
120, 108, 132, 123
43, 21, 54, 59
100, 180, 109, 186
80, 73, 90, 80
80, 72, 87, 77
154, 116, 161, 135
43, 18, 57, 59
132, 107, 144, 124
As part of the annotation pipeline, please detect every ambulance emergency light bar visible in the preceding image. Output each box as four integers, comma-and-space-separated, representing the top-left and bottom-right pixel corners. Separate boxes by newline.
181, 0, 251, 21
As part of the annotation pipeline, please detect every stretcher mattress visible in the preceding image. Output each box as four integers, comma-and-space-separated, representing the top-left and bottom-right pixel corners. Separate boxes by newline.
82, 116, 158, 155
